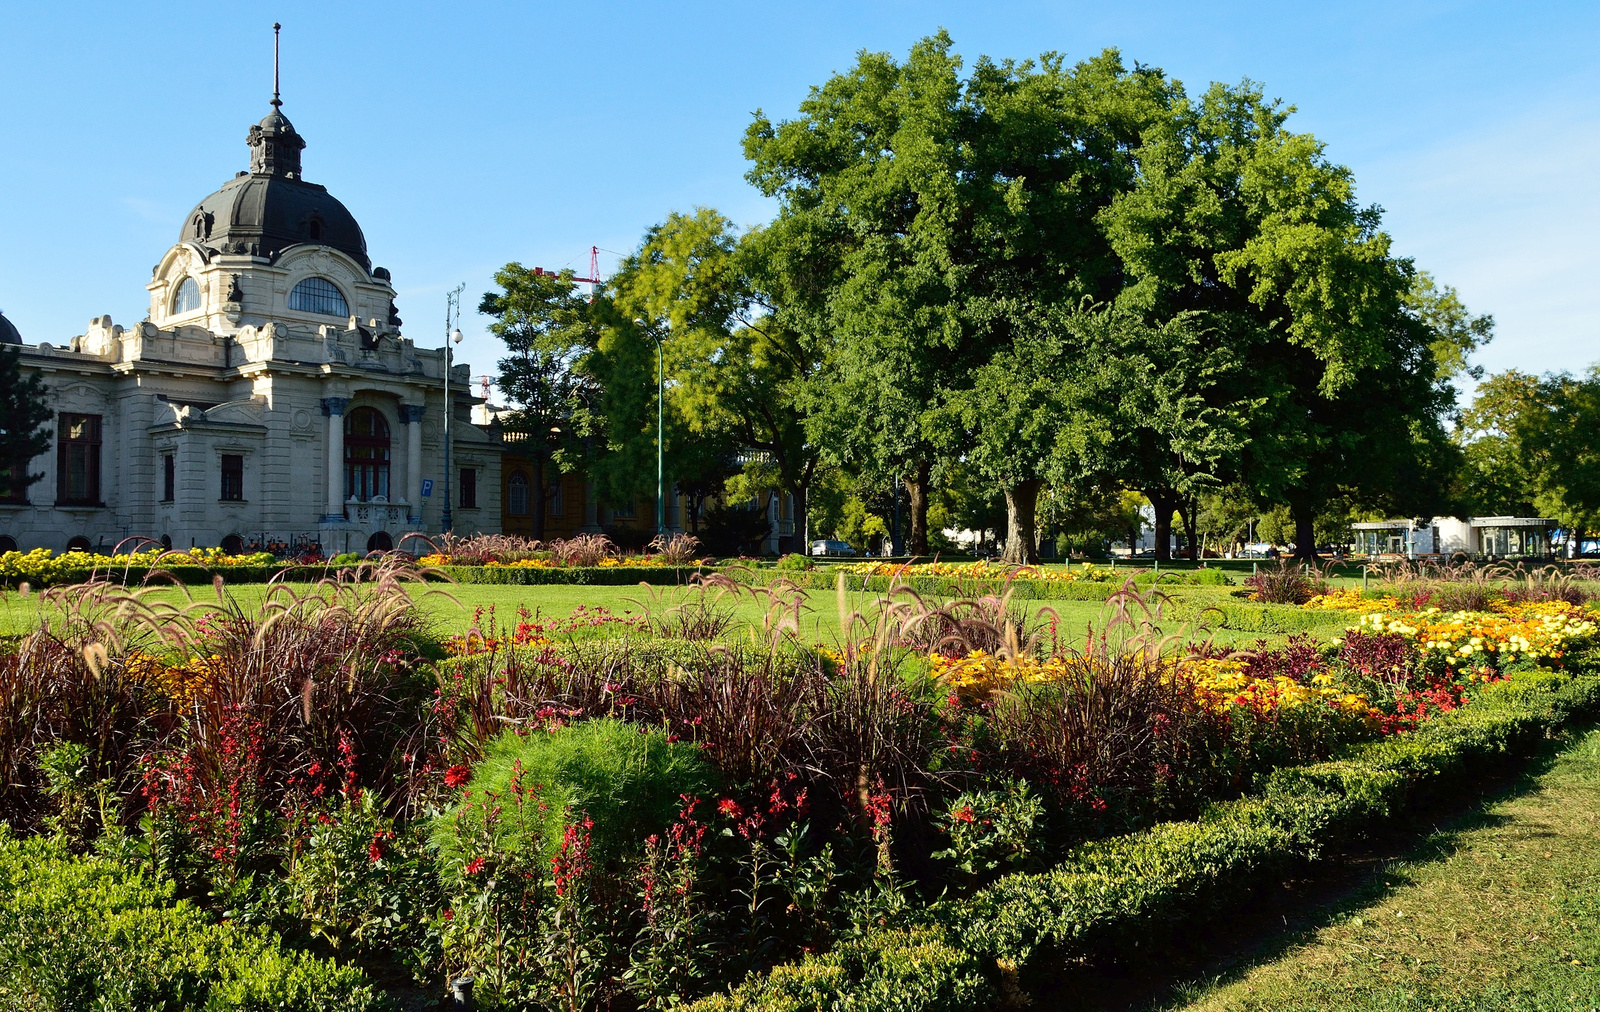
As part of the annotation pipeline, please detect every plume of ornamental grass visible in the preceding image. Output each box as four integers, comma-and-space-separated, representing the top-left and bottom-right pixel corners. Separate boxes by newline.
649, 532, 704, 565
551, 533, 618, 567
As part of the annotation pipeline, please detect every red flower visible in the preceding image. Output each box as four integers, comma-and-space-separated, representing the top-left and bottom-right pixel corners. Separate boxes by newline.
464, 857, 485, 875
952, 805, 975, 824
443, 765, 472, 789
717, 798, 744, 820
368, 840, 384, 862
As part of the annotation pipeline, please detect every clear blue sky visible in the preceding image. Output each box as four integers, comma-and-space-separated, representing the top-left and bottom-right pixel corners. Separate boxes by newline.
2, 1, 1595, 392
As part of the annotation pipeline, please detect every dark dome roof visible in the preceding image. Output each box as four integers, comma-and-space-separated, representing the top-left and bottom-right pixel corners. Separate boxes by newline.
0, 311, 20, 345
180, 105, 370, 270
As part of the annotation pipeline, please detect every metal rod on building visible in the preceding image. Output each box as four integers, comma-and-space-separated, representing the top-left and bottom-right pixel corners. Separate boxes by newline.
442, 285, 464, 534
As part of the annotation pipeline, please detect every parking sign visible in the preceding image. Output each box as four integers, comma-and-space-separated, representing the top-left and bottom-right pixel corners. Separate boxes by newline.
420, 479, 434, 498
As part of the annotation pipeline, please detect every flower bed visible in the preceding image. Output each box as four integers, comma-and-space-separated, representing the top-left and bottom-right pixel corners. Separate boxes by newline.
4, 572, 1593, 1008
688, 664, 1600, 1011
0, 547, 278, 587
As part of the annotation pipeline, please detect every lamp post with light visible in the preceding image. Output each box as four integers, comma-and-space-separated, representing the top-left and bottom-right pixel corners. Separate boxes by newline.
634, 318, 665, 536
441, 326, 463, 534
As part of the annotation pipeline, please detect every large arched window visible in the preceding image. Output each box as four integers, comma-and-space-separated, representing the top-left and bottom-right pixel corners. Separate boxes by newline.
289, 276, 350, 317
507, 471, 530, 515
344, 407, 391, 502
171, 277, 201, 315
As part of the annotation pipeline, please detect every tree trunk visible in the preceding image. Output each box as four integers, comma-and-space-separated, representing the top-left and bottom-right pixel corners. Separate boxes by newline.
906, 459, 932, 556
1001, 479, 1043, 565
1291, 502, 1318, 561
1178, 495, 1200, 561
1147, 490, 1178, 562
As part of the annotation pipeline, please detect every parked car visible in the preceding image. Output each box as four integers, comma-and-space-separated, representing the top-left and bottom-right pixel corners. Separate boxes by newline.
810, 539, 857, 557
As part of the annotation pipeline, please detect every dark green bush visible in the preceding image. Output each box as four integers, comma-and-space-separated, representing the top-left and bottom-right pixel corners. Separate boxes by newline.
433, 564, 710, 586
434, 719, 718, 866
0, 831, 383, 1011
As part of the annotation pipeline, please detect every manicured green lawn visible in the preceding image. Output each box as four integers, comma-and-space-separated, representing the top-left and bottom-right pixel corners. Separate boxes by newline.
1162, 726, 1600, 1011
0, 578, 1336, 647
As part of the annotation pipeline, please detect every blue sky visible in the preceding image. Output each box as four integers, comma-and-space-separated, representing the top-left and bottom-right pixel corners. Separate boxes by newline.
1, 1, 1596, 392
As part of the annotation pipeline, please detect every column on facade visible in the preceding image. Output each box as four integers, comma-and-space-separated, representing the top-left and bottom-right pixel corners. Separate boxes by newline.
322, 397, 349, 520
400, 404, 424, 526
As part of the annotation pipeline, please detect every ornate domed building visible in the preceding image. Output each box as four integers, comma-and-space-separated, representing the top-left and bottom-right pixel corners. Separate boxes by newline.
0, 96, 501, 554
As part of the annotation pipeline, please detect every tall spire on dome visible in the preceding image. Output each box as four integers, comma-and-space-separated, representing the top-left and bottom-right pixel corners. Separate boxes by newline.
248, 22, 305, 178
272, 22, 282, 109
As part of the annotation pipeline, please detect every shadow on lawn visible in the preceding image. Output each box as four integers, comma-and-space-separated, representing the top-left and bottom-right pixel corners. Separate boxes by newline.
1021, 734, 1578, 1012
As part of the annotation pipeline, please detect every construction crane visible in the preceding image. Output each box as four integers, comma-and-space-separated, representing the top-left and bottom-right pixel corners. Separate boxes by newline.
529, 246, 603, 293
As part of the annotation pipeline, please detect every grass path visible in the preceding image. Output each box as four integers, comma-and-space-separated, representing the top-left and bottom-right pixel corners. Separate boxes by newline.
1158, 727, 1600, 1011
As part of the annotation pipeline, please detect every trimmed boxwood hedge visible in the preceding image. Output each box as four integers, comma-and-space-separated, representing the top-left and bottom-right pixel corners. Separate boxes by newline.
431, 564, 712, 586
0, 562, 716, 589
687, 665, 1600, 1011
0, 831, 383, 1010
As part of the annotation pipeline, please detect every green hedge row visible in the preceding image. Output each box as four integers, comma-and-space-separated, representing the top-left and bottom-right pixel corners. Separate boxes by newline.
0, 832, 383, 1010
738, 569, 1124, 602
688, 666, 1600, 1011
1, 562, 716, 589
431, 564, 712, 586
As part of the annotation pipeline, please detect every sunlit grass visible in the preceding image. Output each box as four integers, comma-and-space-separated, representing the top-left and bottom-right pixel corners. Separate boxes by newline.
1162, 727, 1600, 1011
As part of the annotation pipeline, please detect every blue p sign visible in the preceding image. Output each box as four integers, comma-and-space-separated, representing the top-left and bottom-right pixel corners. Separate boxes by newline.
420, 479, 434, 498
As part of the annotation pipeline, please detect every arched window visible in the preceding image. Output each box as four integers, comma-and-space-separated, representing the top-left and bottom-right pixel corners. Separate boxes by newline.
289, 277, 349, 317
366, 531, 393, 552
66, 535, 92, 552
220, 534, 244, 554
507, 472, 530, 515
0, 535, 17, 553
171, 277, 201, 315
344, 407, 391, 502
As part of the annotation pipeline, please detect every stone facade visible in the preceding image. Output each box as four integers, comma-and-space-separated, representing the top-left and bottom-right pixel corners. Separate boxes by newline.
0, 102, 499, 555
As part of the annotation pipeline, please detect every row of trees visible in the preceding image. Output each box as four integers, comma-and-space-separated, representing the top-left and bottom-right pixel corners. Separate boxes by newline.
483, 34, 1513, 562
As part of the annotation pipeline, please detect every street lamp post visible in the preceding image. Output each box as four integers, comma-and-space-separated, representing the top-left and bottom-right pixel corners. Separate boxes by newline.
635, 319, 665, 537
441, 326, 463, 534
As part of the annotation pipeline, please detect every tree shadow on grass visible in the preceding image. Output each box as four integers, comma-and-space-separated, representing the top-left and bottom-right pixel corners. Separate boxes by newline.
1022, 735, 1577, 1012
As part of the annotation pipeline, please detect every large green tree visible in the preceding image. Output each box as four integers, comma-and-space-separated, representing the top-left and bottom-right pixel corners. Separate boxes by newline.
1098, 79, 1464, 558
1458, 370, 1600, 542
480, 265, 593, 540
0, 345, 51, 503
744, 34, 1172, 556
600, 209, 821, 552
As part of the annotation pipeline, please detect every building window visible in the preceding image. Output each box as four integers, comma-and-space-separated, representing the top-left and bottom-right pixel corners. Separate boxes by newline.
56, 414, 101, 505
507, 472, 529, 515
549, 477, 564, 517
344, 407, 390, 502
220, 534, 244, 554
460, 468, 477, 509
0, 535, 17, 552
162, 454, 175, 502
66, 535, 92, 552
220, 454, 244, 501
171, 277, 201, 315
289, 277, 349, 317
0, 454, 29, 504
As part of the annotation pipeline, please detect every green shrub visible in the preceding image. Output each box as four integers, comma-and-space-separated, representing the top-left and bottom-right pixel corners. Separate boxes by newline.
0, 831, 383, 1011
774, 553, 813, 572
434, 720, 718, 867
433, 564, 709, 586
688, 927, 991, 1012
